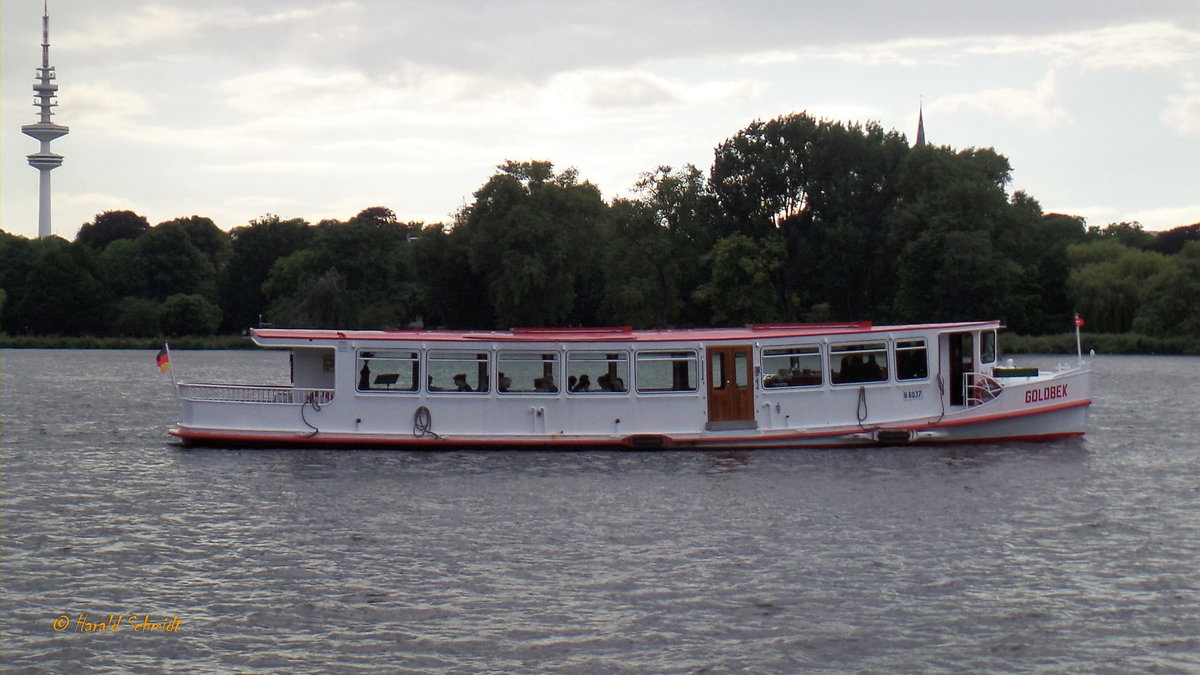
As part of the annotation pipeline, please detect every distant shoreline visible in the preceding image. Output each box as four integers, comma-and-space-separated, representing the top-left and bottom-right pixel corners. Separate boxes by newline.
1002, 332, 1199, 356
1, 332, 1196, 355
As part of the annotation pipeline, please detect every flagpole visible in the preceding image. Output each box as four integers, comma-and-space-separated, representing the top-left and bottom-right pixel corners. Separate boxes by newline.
165, 342, 177, 389
1080, 314, 1089, 365
161, 342, 180, 405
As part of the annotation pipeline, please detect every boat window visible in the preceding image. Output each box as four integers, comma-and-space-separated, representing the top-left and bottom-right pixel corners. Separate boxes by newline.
762, 346, 822, 387
830, 342, 888, 384
427, 350, 490, 393
357, 350, 419, 392
980, 331, 997, 364
894, 339, 928, 381
497, 351, 560, 394
566, 351, 628, 393
636, 351, 698, 393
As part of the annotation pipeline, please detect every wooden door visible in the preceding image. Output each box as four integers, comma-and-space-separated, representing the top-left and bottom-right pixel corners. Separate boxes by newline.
706, 345, 756, 430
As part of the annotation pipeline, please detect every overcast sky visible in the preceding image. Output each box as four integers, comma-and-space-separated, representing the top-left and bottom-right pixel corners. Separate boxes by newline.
3, 0, 1199, 240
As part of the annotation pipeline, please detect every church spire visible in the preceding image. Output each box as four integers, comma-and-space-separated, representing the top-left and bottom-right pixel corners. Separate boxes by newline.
915, 103, 926, 148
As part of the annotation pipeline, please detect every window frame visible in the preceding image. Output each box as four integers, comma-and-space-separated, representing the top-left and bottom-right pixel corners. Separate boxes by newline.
635, 350, 699, 393
829, 342, 889, 385
894, 339, 929, 382
980, 331, 998, 365
565, 350, 629, 394
761, 345, 824, 388
496, 350, 562, 395
426, 349, 491, 394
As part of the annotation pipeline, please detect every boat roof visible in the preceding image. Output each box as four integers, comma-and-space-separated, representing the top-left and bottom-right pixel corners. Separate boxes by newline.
251, 321, 1002, 347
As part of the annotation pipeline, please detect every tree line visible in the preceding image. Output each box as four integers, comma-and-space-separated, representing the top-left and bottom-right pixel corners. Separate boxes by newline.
2, 112, 1198, 339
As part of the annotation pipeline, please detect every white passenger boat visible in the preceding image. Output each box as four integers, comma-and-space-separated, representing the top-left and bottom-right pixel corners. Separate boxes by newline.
168, 321, 1091, 449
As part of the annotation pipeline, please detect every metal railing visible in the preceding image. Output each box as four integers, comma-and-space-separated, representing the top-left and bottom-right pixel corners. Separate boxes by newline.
177, 383, 335, 405
964, 373, 1003, 406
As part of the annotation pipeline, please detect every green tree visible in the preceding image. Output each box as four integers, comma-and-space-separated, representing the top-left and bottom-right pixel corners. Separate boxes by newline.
157, 216, 230, 274
265, 265, 353, 328
892, 229, 1019, 321
884, 145, 1018, 322
1132, 241, 1200, 337
14, 239, 108, 334
109, 296, 162, 336
220, 214, 314, 331
1086, 221, 1156, 249
711, 114, 909, 320
1067, 240, 1166, 333
626, 164, 721, 325
711, 113, 822, 238
454, 161, 607, 328
598, 199, 686, 327
410, 222, 488, 328
137, 222, 218, 301
160, 293, 223, 336
693, 232, 785, 325
262, 213, 421, 328
634, 164, 721, 250
0, 231, 38, 332
95, 238, 148, 300
76, 210, 150, 249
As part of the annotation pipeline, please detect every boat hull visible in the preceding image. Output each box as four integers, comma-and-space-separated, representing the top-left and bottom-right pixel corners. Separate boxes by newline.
169, 398, 1090, 450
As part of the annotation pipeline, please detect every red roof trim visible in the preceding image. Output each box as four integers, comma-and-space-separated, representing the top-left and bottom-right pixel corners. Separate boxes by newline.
748, 321, 872, 330
251, 320, 1001, 345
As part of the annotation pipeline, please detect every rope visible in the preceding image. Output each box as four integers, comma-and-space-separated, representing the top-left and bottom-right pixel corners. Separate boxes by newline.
935, 371, 946, 422
299, 392, 320, 437
856, 385, 868, 426
413, 406, 439, 439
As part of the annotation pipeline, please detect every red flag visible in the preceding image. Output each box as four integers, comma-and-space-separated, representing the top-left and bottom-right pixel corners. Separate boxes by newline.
156, 346, 171, 373
1074, 314, 1085, 328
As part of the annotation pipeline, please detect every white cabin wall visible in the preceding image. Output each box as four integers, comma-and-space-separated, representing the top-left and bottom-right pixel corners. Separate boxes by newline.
292, 347, 336, 389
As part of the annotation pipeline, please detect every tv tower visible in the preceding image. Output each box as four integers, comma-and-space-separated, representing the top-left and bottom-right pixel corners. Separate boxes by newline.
21, 1, 69, 239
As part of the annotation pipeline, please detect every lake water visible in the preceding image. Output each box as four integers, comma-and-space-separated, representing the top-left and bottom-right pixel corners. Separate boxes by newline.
2, 348, 1198, 673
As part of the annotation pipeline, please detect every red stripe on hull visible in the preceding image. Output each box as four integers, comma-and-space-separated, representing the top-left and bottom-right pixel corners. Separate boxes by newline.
170, 395, 1089, 450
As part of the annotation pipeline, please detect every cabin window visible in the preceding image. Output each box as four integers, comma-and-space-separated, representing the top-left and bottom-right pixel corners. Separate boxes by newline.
427, 350, 490, 393
980, 331, 997, 364
566, 351, 628, 393
498, 351, 561, 393
635, 351, 698, 393
357, 350, 419, 392
894, 339, 928, 381
762, 346, 822, 388
710, 350, 749, 390
830, 342, 888, 384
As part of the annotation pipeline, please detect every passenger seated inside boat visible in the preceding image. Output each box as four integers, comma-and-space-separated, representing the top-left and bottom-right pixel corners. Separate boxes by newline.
597, 373, 626, 391
862, 355, 883, 380
453, 373, 471, 391
571, 374, 591, 392
533, 375, 558, 392
499, 372, 511, 392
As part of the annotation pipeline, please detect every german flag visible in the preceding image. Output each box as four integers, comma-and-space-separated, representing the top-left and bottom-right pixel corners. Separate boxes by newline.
156, 346, 171, 373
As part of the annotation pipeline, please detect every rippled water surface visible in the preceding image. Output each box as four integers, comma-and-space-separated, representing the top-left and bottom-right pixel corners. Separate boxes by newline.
3, 349, 1199, 673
